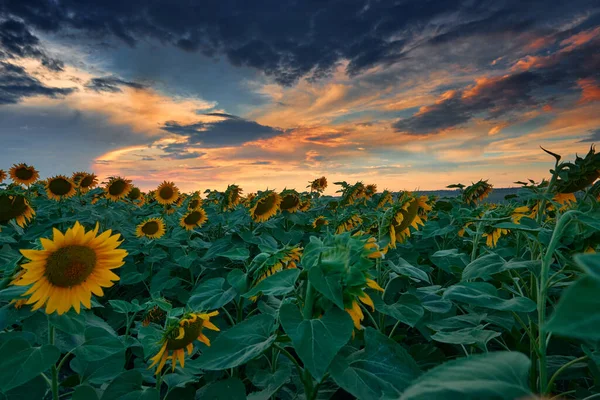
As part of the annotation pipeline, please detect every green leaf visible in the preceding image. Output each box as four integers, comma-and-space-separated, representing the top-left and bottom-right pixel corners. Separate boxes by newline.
71, 328, 125, 385
280, 302, 353, 381
0, 340, 60, 393
443, 282, 536, 312
247, 364, 291, 400
219, 247, 250, 261
189, 278, 237, 310
197, 314, 276, 370
546, 276, 600, 340
308, 266, 344, 309
109, 300, 144, 314
430, 249, 469, 273
330, 328, 421, 399
430, 326, 501, 347
388, 258, 431, 283
573, 253, 600, 281
400, 351, 531, 400
102, 370, 160, 400
72, 385, 100, 400
372, 293, 424, 327
462, 255, 539, 281
243, 269, 300, 299
196, 378, 246, 400
0, 285, 28, 301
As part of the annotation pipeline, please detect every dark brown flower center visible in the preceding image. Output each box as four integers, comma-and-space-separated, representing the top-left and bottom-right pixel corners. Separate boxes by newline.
108, 180, 128, 195
159, 186, 174, 199
142, 221, 160, 235
45, 245, 97, 287
80, 175, 95, 187
0, 195, 28, 222
184, 211, 203, 225
255, 195, 276, 216
281, 194, 299, 210
128, 187, 141, 200
48, 178, 73, 195
15, 167, 34, 180
166, 320, 203, 350
189, 199, 200, 209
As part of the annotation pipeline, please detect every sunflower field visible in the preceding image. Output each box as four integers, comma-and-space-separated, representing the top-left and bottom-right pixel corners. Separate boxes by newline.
1, 146, 600, 400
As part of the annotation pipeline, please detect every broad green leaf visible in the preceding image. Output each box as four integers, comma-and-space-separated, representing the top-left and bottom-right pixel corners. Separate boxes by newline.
430, 326, 501, 347
443, 282, 536, 312
196, 314, 276, 370
218, 246, 250, 261
546, 276, 600, 340
280, 302, 353, 381
574, 253, 600, 281
430, 249, 469, 273
372, 293, 424, 327
308, 266, 344, 309
462, 255, 539, 281
102, 370, 160, 400
330, 328, 421, 399
196, 378, 246, 400
400, 351, 531, 400
72, 385, 100, 400
0, 375, 48, 400
0, 339, 60, 392
109, 299, 144, 314
426, 313, 485, 331
0, 285, 28, 301
189, 278, 237, 310
388, 258, 431, 283
247, 363, 291, 400
243, 269, 300, 299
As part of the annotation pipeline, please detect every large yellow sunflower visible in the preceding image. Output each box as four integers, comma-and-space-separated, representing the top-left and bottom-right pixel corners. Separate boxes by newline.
0, 194, 35, 228
45, 175, 76, 201
136, 217, 166, 239
149, 311, 219, 375
105, 176, 132, 201
78, 173, 98, 193
249, 191, 281, 222
279, 189, 301, 213
14, 221, 127, 315
180, 209, 208, 230
155, 181, 180, 205
0, 169, 6, 184
9, 163, 39, 186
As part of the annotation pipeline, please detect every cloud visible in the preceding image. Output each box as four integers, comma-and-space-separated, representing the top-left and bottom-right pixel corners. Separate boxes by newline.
2, 0, 597, 86
0, 61, 75, 104
579, 128, 600, 142
85, 76, 146, 93
0, 19, 63, 71
161, 113, 284, 147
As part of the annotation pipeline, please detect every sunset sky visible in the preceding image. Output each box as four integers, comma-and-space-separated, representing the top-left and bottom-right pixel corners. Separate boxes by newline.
1, 0, 599, 194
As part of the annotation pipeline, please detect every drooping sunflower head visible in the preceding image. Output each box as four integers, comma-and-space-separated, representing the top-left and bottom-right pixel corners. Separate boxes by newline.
127, 186, 145, 206
249, 246, 302, 298
553, 145, 600, 194
336, 213, 363, 234
552, 192, 577, 210
136, 217, 166, 239
280, 189, 301, 213
175, 195, 186, 207
249, 190, 281, 222
142, 305, 167, 327
298, 195, 312, 212
482, 227, 509, 248
376, 190, 393, 209
382, 194, 432, 249
0, 194, 35, 228
45, 175, 76, 201
221, 184, 243, 211
105, 176, 133, 201
339, 181, 366, 206
463, 180, 493, 204
187, 196, 203, 211
164, 204, 176, 215
78, 173, 98, 193
308, 176, 328, 192
365, 184, 377, 199
243, 192, 256, 207
312, 215, 329, 229
155, 181, 180, 205
180, 208, 208, 230
71, 172, 88, 187
15, 221, 127, 315
148, 311, 219, 375
344, 277, 384, 330
511, 205, 530, 224
0, 169, 6, 184
9, 163, 39, 186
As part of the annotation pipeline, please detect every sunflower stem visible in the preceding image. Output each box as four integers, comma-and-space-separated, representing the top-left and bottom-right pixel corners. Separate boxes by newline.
48, 320, 59, 400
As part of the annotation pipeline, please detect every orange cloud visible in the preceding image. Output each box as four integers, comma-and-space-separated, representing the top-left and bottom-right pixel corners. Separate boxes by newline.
560, 26, 600, 52
577, 78, 600, 104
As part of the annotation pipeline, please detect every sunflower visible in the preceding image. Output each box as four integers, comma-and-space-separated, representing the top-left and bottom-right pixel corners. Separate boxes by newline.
463, 180, 493, 204
127, 186, 145, 206
336, 214, 363, 234
308, 176, 327, 192
345, 278, 384, 330
148, 311, 219, 375
78, 173, 98, 193
243, 193, 256, 207
222, 184, 243, 211
14, 221, 127, 315
155, 181, 180, 205
45, 175, 76, 201
249, 190, 281, 222
105, 176, 132, 201
164, 204, 176, 215
553, 192, 576, 210
136, 217, 166, 239
511, 206, 530, 224
9, 163, 39, 186
187, 196, 203, 211
386, 195, 432, 249
0, 194, 35, 228
298, 196, 311, 212
180, 209, 207, 230
142, 305, 167, 327
71, 172, 88, 187
175, 195, 185, 207
0, 169, 6, 184
376, 190, 393, 209
280, 189, 301, 213
482, 228, 509, 247
365, 184, 377, 199
312, 215, 329, 228
249, 246, 302, 301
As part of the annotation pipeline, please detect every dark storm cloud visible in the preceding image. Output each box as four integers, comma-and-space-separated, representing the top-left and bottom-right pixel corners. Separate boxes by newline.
0, 62, 75, 104
1, 0, 597, 86
394, 38, 600, 135
161, 114, 283, 147
580, 128, 600, 143
85, 76, 146, 92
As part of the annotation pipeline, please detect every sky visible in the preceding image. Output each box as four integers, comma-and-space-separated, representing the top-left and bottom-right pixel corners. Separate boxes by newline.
0, 0, 599, 194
